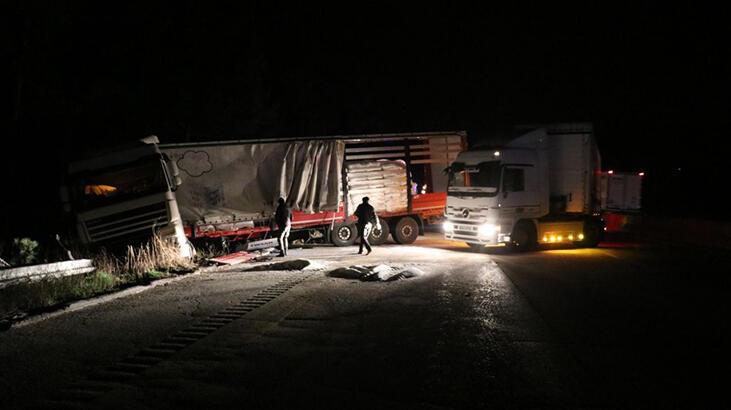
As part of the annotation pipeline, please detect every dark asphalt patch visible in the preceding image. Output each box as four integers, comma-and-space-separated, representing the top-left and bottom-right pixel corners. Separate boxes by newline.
243, 259, 312, 271
35, 273, 312, 409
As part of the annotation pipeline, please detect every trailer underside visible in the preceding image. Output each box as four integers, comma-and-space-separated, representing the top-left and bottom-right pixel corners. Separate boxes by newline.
184, 192, 448, 246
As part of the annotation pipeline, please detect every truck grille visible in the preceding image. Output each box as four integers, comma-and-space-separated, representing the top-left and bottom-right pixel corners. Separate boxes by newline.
445, 206, 488, 222
84, 202, 169, 242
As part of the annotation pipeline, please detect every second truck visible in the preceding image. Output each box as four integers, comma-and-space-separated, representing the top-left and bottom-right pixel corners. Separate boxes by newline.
443, 123, 605, 249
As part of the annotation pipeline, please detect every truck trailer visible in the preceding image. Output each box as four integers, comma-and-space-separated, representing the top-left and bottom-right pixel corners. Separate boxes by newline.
64, 132, 466, 255
600, 171, 643, 232
443, 123, 604, 250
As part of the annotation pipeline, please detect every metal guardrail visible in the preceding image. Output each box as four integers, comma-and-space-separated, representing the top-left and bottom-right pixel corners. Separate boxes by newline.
0, 260, 95, 289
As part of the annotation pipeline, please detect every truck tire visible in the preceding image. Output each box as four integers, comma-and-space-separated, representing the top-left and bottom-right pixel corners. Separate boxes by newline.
392, 217, 419, 244
509, 221, 537, 251
583, 220, 601, 248
368, 221, 390, 245
331, 223, 356, 247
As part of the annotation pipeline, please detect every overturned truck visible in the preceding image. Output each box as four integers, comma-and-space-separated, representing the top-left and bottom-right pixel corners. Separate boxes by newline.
64, 132, 466, 255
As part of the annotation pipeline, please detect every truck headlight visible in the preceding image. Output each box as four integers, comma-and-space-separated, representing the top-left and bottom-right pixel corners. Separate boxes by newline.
478, 223, 498, 236
443, 221, 455, 232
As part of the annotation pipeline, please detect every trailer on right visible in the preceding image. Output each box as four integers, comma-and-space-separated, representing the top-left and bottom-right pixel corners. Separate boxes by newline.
600, 170, 643, 233
443, 122, 608, 250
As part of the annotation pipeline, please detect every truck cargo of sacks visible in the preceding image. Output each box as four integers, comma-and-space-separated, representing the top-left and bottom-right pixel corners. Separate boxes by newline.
346, 160, 408, 214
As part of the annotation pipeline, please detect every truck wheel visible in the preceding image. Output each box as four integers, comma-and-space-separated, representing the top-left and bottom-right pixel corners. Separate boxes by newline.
368, 221, 390, 245
331, 223, 356, 247
392, 217, 419, 244
583, 220, 601, 248
510, 221, 536, 251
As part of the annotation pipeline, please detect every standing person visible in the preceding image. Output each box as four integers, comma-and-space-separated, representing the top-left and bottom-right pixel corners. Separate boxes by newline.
354, 196, 380, 255
274, 197, 292, 257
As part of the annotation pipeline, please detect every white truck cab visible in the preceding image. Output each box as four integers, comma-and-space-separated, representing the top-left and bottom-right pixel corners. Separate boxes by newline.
63, 137, 192, 258
444, 123, 603, 249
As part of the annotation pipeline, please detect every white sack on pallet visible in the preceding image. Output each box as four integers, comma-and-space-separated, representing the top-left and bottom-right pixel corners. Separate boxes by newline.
345, 160, 407, 215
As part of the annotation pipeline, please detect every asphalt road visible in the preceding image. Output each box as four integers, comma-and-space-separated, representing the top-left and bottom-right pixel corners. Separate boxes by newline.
1, 233, 729, 409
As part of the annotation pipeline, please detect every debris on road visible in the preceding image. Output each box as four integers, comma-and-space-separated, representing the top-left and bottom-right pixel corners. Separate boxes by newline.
207, 251, 256, 265
328, 264, 424, 281
244, 238, 280, 251
207, 248, 278, 266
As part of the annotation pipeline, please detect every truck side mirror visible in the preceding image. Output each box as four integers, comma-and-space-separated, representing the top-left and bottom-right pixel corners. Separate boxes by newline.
167, 160, 182, 190
503, 191, 509, 199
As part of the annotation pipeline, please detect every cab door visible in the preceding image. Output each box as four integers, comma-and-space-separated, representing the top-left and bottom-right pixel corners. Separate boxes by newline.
498, 165, 542, 220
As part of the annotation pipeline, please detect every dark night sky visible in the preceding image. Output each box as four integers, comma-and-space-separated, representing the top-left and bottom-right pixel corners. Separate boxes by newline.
1, 2, 730, 238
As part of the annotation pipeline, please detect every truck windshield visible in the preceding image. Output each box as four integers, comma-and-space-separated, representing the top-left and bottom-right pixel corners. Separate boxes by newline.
448, 161, 501, 188
72, 159, 169, 210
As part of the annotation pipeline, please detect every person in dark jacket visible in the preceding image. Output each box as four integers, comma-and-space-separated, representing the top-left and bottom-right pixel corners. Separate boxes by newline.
353, 196, 380, 255
274, 197, 292, 257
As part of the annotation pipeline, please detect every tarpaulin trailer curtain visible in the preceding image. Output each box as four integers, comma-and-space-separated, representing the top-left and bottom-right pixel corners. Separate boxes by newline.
161, 140, 344, 227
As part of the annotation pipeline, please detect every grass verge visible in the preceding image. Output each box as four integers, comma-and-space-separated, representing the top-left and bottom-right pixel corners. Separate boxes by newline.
1, 235, 196, 328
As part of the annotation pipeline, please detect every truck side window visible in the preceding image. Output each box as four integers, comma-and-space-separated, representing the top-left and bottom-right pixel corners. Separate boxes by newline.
502, 168, 525, 192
